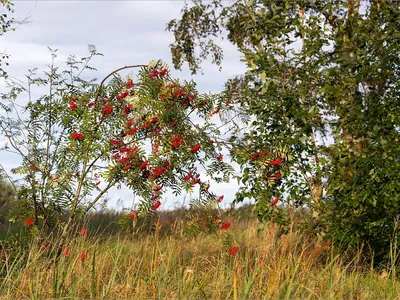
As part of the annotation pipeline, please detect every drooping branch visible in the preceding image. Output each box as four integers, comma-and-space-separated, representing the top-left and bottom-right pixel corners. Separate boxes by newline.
94, 64, 147, 100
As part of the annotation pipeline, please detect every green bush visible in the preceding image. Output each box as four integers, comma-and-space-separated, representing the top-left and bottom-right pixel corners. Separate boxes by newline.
0, 179, 15, 224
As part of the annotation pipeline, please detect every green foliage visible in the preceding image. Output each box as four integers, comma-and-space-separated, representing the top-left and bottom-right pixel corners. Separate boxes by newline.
0, 0, 14, 77
168, 0, 400, 264
184, 197, 220, 237
0, 0, 13, 33
0, 179, 15, 223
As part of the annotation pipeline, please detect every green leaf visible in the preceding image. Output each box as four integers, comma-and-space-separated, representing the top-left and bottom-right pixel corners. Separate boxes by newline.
246, 0, 254, 7
260, 71, 266, 83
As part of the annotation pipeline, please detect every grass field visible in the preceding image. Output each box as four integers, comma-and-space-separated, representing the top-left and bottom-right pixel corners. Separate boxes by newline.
1, 209, 400, 299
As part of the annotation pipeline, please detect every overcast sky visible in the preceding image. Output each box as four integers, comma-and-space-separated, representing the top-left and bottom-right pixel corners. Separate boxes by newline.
0, 1, 250, 211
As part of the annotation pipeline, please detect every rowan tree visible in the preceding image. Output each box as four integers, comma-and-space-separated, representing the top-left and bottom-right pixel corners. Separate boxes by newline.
0, 46, 235, 244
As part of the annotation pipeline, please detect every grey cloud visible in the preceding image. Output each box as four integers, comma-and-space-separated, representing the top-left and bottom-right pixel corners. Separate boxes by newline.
8, 2, 182, 47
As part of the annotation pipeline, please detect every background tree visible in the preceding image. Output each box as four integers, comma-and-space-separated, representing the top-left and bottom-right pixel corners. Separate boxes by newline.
0, 179, 15, 224
1, 0, 29, 79
168, 0, 400, 263
0, 0, 14, 78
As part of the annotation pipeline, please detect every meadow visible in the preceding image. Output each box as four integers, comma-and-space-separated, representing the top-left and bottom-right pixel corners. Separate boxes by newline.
1, 207, 400, 299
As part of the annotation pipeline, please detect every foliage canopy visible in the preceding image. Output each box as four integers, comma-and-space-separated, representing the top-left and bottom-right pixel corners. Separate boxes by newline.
168, 0, 400, 262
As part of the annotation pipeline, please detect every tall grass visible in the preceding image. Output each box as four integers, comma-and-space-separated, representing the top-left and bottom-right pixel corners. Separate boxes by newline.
1, 215, 400, 299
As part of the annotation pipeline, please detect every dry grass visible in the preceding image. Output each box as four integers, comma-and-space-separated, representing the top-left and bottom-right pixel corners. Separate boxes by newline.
1, 216, 400, 299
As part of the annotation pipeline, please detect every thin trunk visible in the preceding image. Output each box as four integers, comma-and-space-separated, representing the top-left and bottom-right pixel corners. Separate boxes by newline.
341, 0, 363, 156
